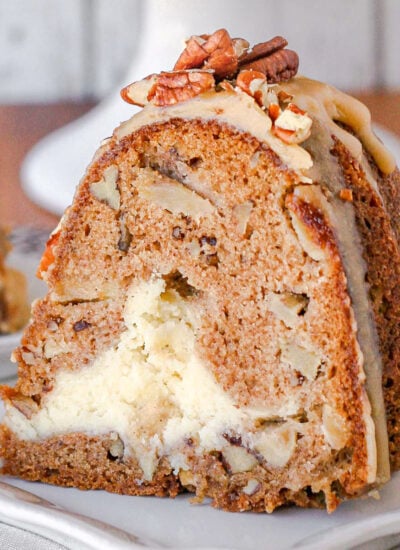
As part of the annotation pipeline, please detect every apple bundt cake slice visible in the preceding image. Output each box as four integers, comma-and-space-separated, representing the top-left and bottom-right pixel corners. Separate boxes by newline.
1, 30, 399, 512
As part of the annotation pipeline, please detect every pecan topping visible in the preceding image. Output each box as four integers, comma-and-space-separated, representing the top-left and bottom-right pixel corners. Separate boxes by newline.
147, 71, 215, 106
121, 30, 300, 108
240, 44, 299, 83
173, 37, 209, 71
237, 36, 299, 83
174, 29, 238, 78
174, 31, 299, 84
272, 103, 312, 144
239, 36, 288, 65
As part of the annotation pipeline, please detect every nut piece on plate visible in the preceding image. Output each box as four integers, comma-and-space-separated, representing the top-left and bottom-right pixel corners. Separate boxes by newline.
90, 165, 120, 210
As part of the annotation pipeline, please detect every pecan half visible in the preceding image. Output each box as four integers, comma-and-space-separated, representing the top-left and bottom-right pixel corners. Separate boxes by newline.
238, 36, 299, 83
147, 71, 215, 106
174, 29, 238, 78
239, 36, 288, 65
241, 49, 299, 83
173, 37, 208, 71
202, 29, 238, 77
120, 75, 157, 106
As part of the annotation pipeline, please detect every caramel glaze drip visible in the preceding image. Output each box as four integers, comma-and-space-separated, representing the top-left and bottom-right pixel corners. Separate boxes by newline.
278, 77, 396, 175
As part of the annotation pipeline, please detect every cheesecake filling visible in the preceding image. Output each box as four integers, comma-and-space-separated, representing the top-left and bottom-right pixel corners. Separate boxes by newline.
3, 278, 294, 478
3, 276, 372, 482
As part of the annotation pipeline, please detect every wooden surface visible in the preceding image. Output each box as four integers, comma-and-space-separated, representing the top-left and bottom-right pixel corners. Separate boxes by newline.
0, 93, 399, 231
0, 102, 94, 230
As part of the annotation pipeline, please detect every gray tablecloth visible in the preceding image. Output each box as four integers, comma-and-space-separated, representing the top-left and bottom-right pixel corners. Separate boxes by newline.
0, 522, 68, 550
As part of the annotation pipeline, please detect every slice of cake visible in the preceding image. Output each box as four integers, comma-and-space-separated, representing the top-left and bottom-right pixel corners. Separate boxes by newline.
0, 228, 29, 334
1, 30, 399, 512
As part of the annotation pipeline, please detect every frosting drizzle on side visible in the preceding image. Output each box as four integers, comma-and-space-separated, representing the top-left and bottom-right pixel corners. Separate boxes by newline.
279, 77, 396, 175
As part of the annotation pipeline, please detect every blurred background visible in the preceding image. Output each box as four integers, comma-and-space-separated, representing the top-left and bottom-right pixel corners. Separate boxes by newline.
0, 0, 399, 230
1, 0, 399, 103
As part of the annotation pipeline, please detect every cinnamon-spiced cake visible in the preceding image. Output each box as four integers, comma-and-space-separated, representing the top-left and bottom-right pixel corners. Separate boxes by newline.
1, 30, 400, 512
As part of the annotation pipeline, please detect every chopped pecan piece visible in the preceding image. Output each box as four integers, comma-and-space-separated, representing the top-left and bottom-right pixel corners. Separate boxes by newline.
11, 396, 39, 419
236, 70, 266, 105
121, 30, 300, 110
73, 319, 91, 332
273, 103, 312, 144
148, 71, 215, 106
268, 103, 281, 122
218, 80, 235, 92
